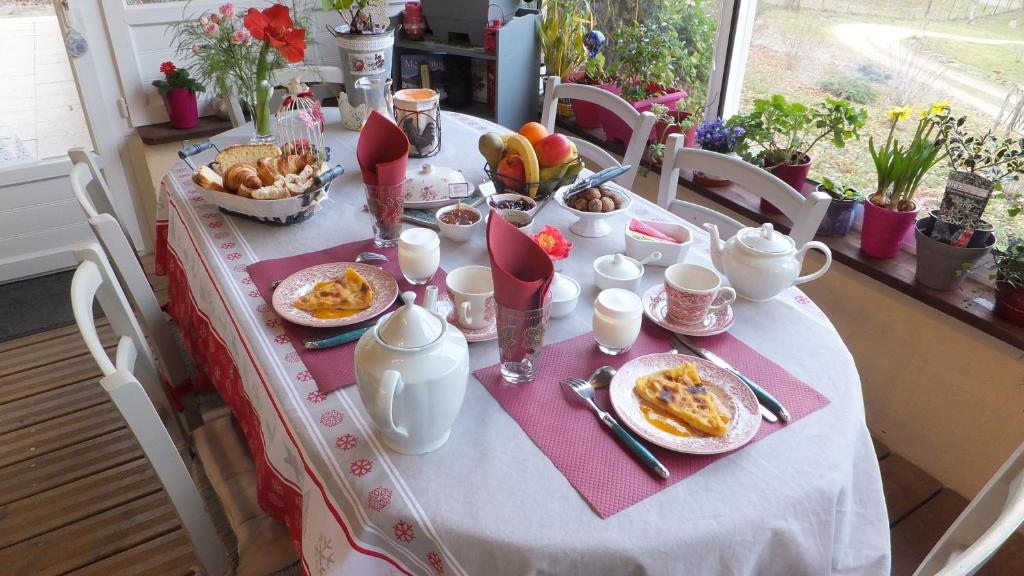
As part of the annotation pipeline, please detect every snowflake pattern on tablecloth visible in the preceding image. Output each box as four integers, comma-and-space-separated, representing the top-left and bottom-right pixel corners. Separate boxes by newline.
256, 303, 271, 313
203, 212, 217, 219
427, 551, 444, 574
297, 370, 313, 382
794, 294, 812, 305
320, 410, 344, 427
226, 252, 241, 260
335, 434, 358, 451
265, 318, 280, 328
250, 290, 262, 299
208, 221, 223, 229
233, 264, 248, 273
393, 520, 415, 543
349, 458, 373, 477
284, 351, 300, 363
368, 486, 392, 511
241, 276, 253, 285
212, 231, 229, 239
314, 535, 334, 576
221, 242, 236, 249
307, 390, 327, 404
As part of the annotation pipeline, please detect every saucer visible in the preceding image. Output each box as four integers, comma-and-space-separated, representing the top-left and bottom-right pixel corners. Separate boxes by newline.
436, 294, 498, 342
642, 285, 735, 336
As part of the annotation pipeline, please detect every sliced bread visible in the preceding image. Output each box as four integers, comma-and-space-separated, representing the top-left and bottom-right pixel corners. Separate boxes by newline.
215, 144, 282, 172
193, 165, 225, 192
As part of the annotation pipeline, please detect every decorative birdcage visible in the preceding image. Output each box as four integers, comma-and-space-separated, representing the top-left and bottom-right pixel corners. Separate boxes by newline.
276, 76, 328, 162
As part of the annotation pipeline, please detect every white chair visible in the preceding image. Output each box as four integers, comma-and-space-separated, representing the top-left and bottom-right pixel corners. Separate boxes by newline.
915, 440, 1024, 575
656, 134, 830, 247
69, 160, 197, 428
540, 76, 656, 190
70, 243, 227, 576
225, 65, 345, 128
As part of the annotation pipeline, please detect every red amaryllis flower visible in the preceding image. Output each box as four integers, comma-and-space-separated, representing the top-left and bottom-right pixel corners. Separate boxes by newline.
244, 4, 306, 63
532, 225, 573, 261
159, 61, 176, 75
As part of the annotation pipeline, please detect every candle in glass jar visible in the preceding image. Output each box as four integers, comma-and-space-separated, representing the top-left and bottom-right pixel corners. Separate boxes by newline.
398, 228, 440, 285
592, 288, 643, 355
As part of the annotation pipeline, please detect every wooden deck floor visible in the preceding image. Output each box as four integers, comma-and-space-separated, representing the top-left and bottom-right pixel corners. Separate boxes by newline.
0, 259, 1021, 574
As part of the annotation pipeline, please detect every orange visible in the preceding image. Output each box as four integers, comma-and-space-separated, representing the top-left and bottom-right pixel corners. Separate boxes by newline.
518, 122, 549, 147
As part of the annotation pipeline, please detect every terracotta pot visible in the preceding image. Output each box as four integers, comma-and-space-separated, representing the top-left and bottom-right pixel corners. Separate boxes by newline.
860, 199, 919, 259
598, 86, 687, 146
163, 87, 199, 129
995, 279, 1024, 326
914, 217, 994, 291
762, 155, 811, 214
693, 151, 739, 188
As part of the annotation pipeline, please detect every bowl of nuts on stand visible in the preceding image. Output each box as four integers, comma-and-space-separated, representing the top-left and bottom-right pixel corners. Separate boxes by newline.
555, 184, 632, 238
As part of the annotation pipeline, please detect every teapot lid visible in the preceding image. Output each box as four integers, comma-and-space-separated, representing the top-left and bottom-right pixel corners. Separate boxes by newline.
737, 223, 793, 254
596, 254, 642, 280
379, 291, 443, 348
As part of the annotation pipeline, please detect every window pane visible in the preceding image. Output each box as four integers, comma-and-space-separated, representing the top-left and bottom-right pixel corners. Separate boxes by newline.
734, 1, 1023, 242
0, 3, 92, 165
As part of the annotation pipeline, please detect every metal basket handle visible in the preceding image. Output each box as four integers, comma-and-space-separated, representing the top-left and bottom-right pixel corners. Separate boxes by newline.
178, 141, 218, 170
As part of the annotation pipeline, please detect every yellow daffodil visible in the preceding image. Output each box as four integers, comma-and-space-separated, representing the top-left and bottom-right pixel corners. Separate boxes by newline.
887, 105, 912, 122
929, 99, 950, 115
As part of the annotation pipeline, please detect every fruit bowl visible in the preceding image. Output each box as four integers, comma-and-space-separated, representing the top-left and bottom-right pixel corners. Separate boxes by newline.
554, 184, 632, 238
484, 157, 584, 201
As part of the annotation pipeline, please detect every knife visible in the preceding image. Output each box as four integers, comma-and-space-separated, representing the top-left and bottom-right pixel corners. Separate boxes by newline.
304, 324, 372, 350
561, 164, 632, 197
671, 334, 790, 423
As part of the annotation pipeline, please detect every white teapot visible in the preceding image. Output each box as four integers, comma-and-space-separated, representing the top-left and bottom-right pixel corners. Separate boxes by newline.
355, 289, 469, 454
705, 222, 832, 302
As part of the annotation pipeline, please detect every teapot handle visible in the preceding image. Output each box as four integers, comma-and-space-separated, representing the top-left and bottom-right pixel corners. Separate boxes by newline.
370, 370, 409, 439
794, 241, 833, 286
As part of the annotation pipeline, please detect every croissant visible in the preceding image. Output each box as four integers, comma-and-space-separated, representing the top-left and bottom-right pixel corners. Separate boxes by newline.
256, 156, 281, 186
223, 163, 262, 194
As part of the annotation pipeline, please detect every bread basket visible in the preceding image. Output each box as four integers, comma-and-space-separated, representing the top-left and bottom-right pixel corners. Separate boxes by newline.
179, 141, 344, 226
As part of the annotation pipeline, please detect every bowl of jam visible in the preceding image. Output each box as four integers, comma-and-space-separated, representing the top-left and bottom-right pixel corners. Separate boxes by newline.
436, 204, 483, 243
487, 193, 538, 216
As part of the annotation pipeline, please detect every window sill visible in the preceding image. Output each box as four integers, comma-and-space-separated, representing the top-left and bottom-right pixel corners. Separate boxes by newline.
557, 119, 1024, 352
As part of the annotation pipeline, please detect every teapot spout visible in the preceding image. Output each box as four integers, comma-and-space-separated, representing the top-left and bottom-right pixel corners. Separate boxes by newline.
422, 285, 438, 315
703, 223, 726, 273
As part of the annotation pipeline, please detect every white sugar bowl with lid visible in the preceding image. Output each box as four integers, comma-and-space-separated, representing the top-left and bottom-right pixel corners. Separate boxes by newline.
355, 291, 469, 454
403, 164, 474, 208
593, 253, 647, 293
550, 273, 581, 318
705, 222, 832, 302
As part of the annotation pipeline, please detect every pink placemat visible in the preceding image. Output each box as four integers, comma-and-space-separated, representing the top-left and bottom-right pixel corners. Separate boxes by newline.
248, 238, 446, 393
474, 322, 831, 518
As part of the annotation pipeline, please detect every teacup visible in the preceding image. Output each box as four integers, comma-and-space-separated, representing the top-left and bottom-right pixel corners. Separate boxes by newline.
664, 263, 736, 326
445, 265, 495, 330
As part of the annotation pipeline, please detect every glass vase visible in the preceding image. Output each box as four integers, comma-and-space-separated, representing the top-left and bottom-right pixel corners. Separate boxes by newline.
251, 43, 274, 143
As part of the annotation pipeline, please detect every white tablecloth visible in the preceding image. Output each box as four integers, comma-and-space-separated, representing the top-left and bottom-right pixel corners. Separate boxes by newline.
157, 109, 889, 575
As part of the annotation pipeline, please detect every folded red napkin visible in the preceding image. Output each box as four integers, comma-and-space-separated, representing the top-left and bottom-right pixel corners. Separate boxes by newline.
356, 110, 410, 186
487, 214, 554, 310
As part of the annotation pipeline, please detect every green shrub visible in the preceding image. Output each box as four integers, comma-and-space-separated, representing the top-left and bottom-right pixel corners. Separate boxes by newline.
818, 75, 877, 104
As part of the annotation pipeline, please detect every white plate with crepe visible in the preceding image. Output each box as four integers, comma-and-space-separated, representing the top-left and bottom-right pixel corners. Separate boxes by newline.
272, 263, 399, 328
608, 353, 760, 454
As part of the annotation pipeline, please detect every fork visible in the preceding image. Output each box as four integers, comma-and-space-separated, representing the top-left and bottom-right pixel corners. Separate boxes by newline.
561, 378, 670, 479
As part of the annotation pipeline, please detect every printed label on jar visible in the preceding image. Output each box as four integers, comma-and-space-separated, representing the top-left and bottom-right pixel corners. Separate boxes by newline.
348, 51, 387, 76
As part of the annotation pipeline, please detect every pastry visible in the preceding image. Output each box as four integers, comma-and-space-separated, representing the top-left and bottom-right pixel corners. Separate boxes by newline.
192, 165, 224, 192
248, 183, 290, 200
292, 268, 374, 312
255, 154, 318, 186
223, 164, 262, 194
215, 144, 282, 172
634, 363, 729, 437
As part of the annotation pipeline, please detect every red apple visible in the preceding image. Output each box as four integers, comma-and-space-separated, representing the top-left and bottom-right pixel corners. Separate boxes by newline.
534, 133, 575, 168
496, 154, 526, 191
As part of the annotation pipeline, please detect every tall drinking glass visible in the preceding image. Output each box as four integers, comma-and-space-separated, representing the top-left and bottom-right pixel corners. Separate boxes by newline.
495, 294, 551, 384
364, 182, 405, 248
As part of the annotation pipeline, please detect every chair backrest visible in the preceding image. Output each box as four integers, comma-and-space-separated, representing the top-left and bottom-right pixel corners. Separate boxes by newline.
224, 65, 346, 128
68, 148, 117, 219
540, 76, 656, 189
915, 440, 1024, 576
70, 160, 192, 405
657, 134, 831, 247
70, 243, 227, 576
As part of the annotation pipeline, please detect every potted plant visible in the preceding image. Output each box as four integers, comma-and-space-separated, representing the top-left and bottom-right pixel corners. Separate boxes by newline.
599, 21, 687, 146
692, 117, 745, 187
812, 177, 863, 237
540, 0, 591, 83
152, 61, 204, 129
568, 51, 614, 128
646, 101, 697, 165
861, 103, 949, 259
325, 0, 395, 128
728, 95, 867, 213
994, 236, 1024, 326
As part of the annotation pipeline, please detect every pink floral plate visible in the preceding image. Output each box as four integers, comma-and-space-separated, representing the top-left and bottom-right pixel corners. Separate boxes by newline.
435, 293, 497, 342
609, 352, 760, 454
271, 262, 399, 328
642, 284, 735, 337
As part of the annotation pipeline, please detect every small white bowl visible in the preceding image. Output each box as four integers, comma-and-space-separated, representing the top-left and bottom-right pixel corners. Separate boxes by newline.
436, 203, 483, 243
593, 253, 644, 293
550, 273, 581, 318
624, 219, 692, 267
490, 208, 535, 234
487, 193, 538, 217
555, 186, 632, 238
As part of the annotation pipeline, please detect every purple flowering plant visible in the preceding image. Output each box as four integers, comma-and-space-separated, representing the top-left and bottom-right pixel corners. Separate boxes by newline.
696, 118, 745, 153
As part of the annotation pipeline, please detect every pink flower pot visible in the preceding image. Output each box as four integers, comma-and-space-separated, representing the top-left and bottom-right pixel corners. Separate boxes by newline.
995, 280, 1024, 327
762, 156, 811, 214
163, 87, 199, 129
567, 81, 616, 129
598, 87, 687, 146
860, 199, 919, 259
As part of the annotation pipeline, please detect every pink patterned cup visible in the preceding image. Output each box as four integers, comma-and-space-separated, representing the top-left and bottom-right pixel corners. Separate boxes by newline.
664, 263, 736, 326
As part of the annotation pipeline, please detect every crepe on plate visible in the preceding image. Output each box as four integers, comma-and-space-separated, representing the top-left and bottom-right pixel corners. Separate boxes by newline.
634, 362, 729, 437
292, 268, 374, 313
